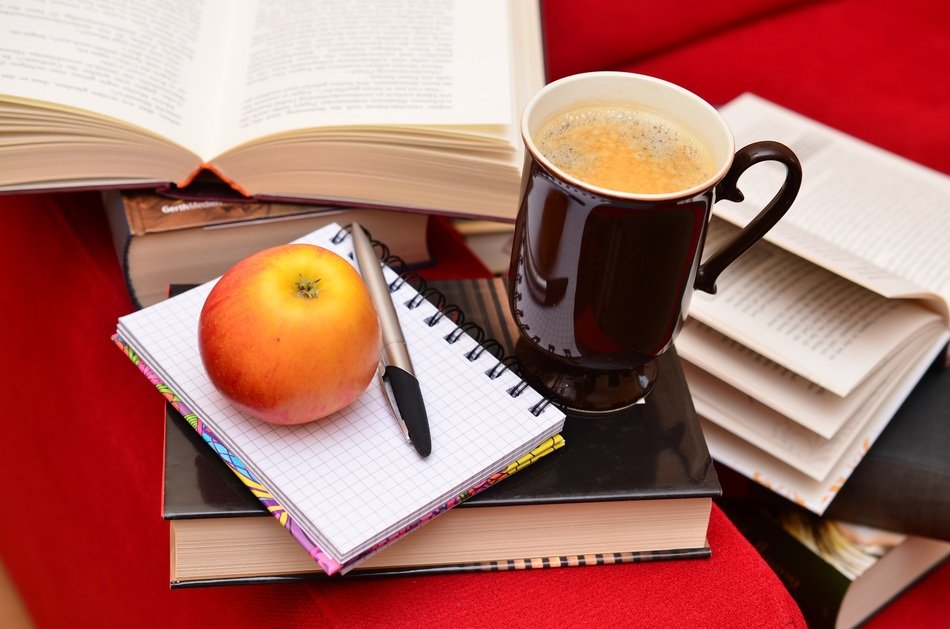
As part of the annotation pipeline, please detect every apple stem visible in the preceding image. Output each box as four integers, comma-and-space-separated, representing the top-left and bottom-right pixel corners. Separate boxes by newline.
295, 274, 321, 299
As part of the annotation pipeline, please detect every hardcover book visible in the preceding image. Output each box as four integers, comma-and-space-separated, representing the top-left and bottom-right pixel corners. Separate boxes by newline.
824, 357, 950, 540
162, 278, 721, 586
718, 496, 949, 629
677, 93, 950, 513
115, 224, 566, 576
0, 0, 544, 221
102, 190, 431, 308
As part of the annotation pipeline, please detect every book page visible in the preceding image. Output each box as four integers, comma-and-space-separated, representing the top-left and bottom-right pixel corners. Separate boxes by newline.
212, 0, 513, 155
674, 320, 944, 439
717, 93, 950, 320
690, 219, 945, 395
0, 0, 229, 152
684, 328, 944, 481
699, 327, 948, 514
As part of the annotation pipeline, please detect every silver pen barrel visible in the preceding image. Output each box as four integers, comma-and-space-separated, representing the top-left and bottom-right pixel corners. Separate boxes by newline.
351, 223, 415, 374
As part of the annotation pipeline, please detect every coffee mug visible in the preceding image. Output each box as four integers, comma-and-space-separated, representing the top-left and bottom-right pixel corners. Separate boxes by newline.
508, 72, 802, 413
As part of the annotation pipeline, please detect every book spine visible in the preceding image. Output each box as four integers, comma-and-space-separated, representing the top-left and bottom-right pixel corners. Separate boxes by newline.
121, 192, 333, 235
170, 546, 710, 588
101, 191, 144, 308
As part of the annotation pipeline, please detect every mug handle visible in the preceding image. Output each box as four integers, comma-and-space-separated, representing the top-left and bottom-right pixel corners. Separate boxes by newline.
694, 140, 802, 294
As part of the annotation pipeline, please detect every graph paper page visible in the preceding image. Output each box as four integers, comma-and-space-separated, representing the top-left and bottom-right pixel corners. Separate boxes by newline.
117, 223, 564, 563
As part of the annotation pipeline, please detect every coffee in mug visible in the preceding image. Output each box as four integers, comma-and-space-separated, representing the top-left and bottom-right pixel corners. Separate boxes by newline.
534, 105, 716, 194
508, 72, 802, 413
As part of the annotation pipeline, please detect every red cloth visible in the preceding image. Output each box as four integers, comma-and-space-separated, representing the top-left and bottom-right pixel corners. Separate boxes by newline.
545, 0, 950, 175
422, 216, 494, 280
542, 0, 809, 79
2, 0, 949, 625
0, 192, 804, 627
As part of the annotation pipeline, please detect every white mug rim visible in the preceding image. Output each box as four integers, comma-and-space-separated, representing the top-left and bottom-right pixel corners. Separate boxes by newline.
522, 71, 736, 202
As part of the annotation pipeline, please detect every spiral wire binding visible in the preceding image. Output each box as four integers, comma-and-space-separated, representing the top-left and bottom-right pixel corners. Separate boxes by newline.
335, 225, 557, 416
486, 355, 520, 380
426, 304, 465, 328
467, 338, 504, 362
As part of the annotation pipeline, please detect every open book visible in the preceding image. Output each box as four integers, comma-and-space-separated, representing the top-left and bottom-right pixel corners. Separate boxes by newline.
0, 0, 544, 220
719, 494, 950, 629
676, 94, 950, 513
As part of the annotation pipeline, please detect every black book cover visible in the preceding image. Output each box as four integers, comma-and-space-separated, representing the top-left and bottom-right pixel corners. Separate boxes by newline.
165, 278, 719, 519
165, 348, 718, 516
163, 278, 719, 584
714, 352, 950, 542
824, 355, 950, 541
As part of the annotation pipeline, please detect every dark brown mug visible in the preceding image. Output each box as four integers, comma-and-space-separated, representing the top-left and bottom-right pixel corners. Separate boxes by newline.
508, 72, 802, 413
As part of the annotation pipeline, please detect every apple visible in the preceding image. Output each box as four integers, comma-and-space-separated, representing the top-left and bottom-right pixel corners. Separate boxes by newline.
198, 243, 381, 425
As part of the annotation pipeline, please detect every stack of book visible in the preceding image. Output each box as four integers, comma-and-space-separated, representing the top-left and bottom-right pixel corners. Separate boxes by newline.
160, 277, 721, 586
716, 350, 950, 628
673, 94, 950, 627
103, 190, 431, 308
675, 93, 950, 515
117, 227, 575, 578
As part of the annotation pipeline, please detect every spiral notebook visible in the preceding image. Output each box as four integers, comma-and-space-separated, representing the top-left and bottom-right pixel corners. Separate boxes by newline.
114, 223, 566, 576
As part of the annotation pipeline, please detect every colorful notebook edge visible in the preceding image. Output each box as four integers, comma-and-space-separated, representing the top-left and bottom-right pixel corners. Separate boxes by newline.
113, 333, 564, 576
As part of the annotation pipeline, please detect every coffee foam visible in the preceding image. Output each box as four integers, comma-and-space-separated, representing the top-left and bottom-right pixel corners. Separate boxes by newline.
535, 106, 715, 195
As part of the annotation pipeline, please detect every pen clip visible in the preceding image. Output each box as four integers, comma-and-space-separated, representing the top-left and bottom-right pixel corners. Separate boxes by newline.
378, 363, 411, 443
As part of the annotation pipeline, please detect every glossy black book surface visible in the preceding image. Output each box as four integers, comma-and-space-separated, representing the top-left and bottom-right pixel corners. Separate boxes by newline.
164, 350, 719, 518
715, 352, 949, 541
824, 354, 949, 540
164, 278, 719, 520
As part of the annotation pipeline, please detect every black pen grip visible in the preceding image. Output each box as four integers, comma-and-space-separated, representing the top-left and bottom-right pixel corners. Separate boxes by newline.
384, 366, 432, 457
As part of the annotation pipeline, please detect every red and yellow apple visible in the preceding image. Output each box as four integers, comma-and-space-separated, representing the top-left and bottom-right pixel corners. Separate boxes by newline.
198, 243, 381, 425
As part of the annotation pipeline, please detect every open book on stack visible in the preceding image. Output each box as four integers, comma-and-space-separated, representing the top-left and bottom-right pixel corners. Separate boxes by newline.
160, 279, 719, 586
676, 93, 950, 514
0, 0, 544, 220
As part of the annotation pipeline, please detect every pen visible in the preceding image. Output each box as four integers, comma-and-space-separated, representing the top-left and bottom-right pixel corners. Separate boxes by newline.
351, 222, 432, 457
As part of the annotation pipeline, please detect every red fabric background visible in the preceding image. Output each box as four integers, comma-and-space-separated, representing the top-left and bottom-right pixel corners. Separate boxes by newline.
542, 0, 809, 79
1, 0, 948, 625
543, 0, 950, 175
